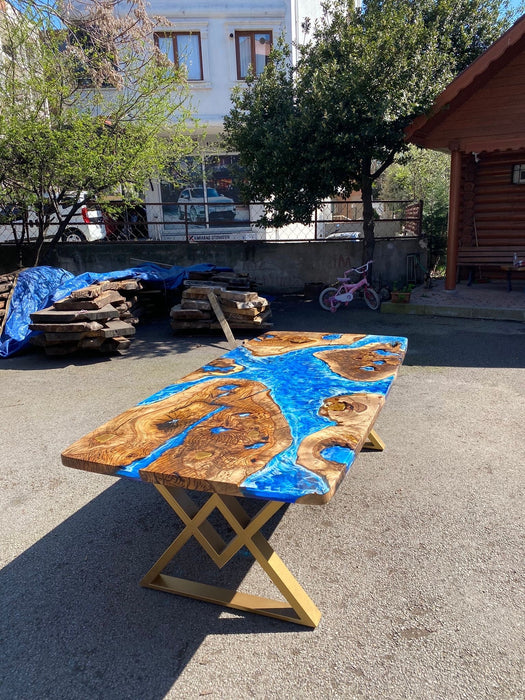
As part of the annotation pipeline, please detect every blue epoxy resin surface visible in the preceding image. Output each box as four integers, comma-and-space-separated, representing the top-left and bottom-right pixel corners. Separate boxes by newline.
113, 333, 406, 502
64, 332, 407, 504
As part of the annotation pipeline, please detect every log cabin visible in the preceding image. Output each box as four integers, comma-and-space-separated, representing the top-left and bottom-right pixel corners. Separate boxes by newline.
405, 14, 525, 290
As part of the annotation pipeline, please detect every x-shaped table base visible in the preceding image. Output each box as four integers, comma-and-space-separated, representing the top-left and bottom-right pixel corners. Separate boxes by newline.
140, 430, 384, 627
140, 484, 322, 627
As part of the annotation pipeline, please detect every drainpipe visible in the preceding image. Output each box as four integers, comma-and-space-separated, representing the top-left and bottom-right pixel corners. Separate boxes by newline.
445, 146, 462, 290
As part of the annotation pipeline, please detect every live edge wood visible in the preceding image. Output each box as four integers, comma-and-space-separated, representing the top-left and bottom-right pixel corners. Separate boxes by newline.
62, 331, 407, 505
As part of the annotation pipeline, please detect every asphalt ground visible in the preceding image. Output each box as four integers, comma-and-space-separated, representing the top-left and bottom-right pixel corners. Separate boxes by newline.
1, 296, 524, 700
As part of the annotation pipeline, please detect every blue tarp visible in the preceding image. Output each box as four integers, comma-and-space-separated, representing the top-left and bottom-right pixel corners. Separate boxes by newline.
0, 263, 230, 357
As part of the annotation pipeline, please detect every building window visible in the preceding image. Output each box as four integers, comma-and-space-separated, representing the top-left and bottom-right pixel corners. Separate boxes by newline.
155, 32, 203, 81
512, 164, 525, 184
235, 31, 272, 79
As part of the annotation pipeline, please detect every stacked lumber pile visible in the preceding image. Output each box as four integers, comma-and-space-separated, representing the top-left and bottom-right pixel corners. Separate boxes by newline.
185, 269, 256, 291
29, 278, 142, 356
0, 271, 19, 336
170, 283, 272, 334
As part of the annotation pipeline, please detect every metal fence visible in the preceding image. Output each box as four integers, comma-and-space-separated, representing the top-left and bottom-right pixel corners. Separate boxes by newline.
0, 199, 423, 244
140, 198, 423, 244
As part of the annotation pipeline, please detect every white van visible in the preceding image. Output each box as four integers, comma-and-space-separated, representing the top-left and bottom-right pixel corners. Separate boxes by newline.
0, 193, 106, 243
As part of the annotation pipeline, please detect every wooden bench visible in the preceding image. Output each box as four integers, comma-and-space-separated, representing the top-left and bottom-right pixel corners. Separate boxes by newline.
457, 246, 525, 288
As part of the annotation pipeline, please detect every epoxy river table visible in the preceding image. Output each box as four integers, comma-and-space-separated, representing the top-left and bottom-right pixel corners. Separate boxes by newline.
62, 331, 407, 627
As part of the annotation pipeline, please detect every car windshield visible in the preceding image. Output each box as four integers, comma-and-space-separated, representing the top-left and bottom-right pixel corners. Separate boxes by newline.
189, 188, 220, 198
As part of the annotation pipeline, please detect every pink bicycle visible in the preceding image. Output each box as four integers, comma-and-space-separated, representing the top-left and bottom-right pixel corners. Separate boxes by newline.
319, 260, 381, 312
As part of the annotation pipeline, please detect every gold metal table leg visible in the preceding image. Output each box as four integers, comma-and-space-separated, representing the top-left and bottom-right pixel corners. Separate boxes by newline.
363, 428, 385, 451
140, 484, 322, 628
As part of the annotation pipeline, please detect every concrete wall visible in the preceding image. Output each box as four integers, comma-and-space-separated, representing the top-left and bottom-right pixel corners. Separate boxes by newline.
0, 238, 426, 293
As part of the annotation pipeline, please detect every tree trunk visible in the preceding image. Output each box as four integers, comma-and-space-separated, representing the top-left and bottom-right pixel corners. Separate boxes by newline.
36, 201, 84, 266
361, 161, 375, 268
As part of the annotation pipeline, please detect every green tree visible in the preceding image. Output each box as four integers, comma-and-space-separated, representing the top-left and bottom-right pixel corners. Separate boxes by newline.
379, 146, 450, 271
224, 0, 514, 262
0, 0, 197, 266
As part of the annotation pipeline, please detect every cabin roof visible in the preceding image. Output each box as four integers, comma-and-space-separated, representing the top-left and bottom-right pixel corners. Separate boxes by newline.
405, 14, 525, 151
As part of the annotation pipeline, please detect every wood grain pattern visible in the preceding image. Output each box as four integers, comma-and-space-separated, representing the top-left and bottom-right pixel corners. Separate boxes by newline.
296, 392, 385, 504
314, 343, 404, 382
139, 380, 291, 494
243, 332, 368, 356
62, 331, 407, 504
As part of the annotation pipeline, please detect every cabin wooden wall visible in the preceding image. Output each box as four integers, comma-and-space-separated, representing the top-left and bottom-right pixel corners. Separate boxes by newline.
459, 149, 525, 247
413, 47, 525, 152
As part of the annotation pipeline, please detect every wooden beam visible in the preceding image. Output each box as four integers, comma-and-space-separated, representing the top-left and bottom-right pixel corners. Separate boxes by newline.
445, 148, 463, 290
207, 291, 237, 349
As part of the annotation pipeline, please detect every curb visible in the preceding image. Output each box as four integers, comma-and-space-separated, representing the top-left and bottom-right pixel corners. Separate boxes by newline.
380, 302, 525, 322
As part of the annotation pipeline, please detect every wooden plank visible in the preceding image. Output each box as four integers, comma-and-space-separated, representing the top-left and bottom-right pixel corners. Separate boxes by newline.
70, 285, 105, 300
42, 321, 135, 342
223, 305, 269, 319
218, 289, 259, 303
220, 297, 268, 310
69, 279, 141, 299
30, 304, 120, 323
212, 311, 273, 328
182, 286, 226, 300
180, 299, 212, 311
207, 291, 237, 349
217, 274, 252, 284
100, 320, 136, 338
209, 271, 248, 282
29, 321, 104, 333
183, 280, 225, 288
53, 289, 126, 310
103, 279, 142, 292
170, 304, 212, 320
457, 246, 525, 265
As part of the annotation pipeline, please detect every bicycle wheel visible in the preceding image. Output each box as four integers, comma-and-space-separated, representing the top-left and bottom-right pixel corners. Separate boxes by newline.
319, 287, 341, 311
363, 287, 381, 311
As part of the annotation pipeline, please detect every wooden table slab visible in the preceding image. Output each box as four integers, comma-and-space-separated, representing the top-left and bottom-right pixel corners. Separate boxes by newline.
62, 331, 407, 505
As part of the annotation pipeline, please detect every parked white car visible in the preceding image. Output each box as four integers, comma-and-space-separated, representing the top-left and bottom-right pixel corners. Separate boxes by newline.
0, 194, 106, 243
324, 230, 363, 240
177, 187, 236, 223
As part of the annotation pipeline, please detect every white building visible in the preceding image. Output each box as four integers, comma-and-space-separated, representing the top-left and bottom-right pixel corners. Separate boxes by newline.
144, 0, 326, 241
